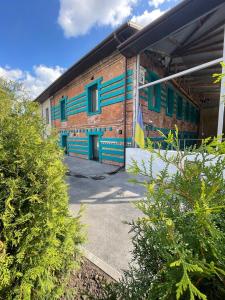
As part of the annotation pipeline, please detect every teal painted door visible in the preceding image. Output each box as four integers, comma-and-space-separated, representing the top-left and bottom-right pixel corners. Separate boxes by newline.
62, 135, 68, 154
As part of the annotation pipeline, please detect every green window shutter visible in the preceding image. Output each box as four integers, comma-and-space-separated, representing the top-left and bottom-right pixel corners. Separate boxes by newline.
176, 95, 183, 119
184, 101, 190, 122
166, 87, 174, 117
60, 99, 66, 121
147, 71, 161, 113
190, 105, 195, 123
195, 108, 200, 124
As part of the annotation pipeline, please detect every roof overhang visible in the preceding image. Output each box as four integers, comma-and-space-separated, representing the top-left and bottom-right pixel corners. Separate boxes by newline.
121, 0, 225, 109
35, 22, 141, 103
118, 0, 225, 58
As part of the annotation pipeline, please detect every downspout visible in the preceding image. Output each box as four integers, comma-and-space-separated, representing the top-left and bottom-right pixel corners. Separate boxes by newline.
123, 57, 128, 167
114, 31, 128, 167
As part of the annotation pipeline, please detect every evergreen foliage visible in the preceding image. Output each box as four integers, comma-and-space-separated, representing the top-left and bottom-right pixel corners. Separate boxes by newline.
102, 129, 225, 300
0, 80, 84, 299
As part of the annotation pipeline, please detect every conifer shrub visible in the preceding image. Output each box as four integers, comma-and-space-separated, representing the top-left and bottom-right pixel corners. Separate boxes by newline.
0, 80, 84, 299
102, 130, 225, 300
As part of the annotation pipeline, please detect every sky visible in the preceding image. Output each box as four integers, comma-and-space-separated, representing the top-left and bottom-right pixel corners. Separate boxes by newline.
0, 0, 180, 98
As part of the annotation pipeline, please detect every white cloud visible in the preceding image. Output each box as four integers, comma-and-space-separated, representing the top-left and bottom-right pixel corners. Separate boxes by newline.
149, 0, 180, 8
0, 65, 65, 99
131, 9, 164, 27
149, 0, 167, 8
58, 0, 137, 37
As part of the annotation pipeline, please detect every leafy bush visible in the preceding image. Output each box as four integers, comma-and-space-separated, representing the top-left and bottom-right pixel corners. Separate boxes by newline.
103, 130, 225, 300
0, 80, 84, 299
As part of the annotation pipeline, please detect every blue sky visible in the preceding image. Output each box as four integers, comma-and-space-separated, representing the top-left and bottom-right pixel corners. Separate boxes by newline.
0, 0, 179, 98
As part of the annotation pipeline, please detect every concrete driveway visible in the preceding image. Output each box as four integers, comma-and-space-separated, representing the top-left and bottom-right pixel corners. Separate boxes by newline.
65, 156, 145, 274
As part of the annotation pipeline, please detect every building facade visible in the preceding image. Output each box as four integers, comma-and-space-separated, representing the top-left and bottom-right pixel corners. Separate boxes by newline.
50, 52, 136, 165
37, 22, 201, 166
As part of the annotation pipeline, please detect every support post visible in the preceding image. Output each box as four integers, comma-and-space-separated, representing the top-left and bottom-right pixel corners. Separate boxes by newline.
133, 54, 140, 147
217, 26, 225, 138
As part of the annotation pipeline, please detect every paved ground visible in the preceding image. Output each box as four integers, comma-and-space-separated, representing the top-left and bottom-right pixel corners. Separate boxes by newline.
65, 156, 145, 273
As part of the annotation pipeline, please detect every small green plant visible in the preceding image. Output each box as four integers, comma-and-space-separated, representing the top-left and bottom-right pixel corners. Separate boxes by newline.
0, 79, 85, 299
102, 129, 225, 300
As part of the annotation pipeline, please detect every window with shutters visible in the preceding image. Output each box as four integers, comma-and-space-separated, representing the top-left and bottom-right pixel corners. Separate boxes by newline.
147, 72, 161, 113
185, 101, 190, 122
176, 95, 183, 119
45, 107, 50, 124
166, 87, 174, 117
60, 98, 66, 121
190, 105, 195, 123
87, 82, 101, 115
89, 84, 98, 113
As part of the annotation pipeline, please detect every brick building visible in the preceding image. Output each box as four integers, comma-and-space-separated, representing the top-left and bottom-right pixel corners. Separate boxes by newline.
36, 0, 225, 166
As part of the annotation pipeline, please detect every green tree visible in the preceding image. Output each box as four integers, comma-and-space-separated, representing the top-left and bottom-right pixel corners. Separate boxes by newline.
103, 131, 225, 300
0, 79, 84, 299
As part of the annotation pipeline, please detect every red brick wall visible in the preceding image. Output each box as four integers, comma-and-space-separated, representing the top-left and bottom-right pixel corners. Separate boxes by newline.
50, 51, 136, 165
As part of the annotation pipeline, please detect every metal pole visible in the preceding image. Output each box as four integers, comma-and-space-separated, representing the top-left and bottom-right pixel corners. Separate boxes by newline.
217, 26, 225, 137
133, 54, 140, 147
138, 57, 223, 90
123, 57, 128, 166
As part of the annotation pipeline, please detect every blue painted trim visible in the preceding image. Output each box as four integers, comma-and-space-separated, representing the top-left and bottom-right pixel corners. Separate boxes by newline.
69, 144, 88, 149
60, 132, 69, 148
184, 100, 190, 121
52, 70, 134, 119
166, 87, 174, 117
101, 149, 124, 155
68, 140, 88, 144
67, 98, 87, 108
66, 102, 86, 111
67, 92, 86, 103
102, 155, 124, 163
69, 150, 88, 155
140, 95, 148, 101
100, 78, 133, 95
176, 94, 183, 120
100, 85, 132, 101
100, 88, 124, 101
101, 74, 125, 88
147, 71, 161, 113
85, 77, 103, 88
86, 78, 102, 116
60, 97, 67, 121
100, 96, 124, 106
100, 93, 132, 107
67, 107, 86, 115
87, 131, 104, 162
126, 77, 133, 84
68, 145, 88, 150
101, 137, 132, 142
51, 105, 60, 120
126, 69, 133, 76
101, 143, 124, 149
101, 70, 133, 88
100, 80, 124, 95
